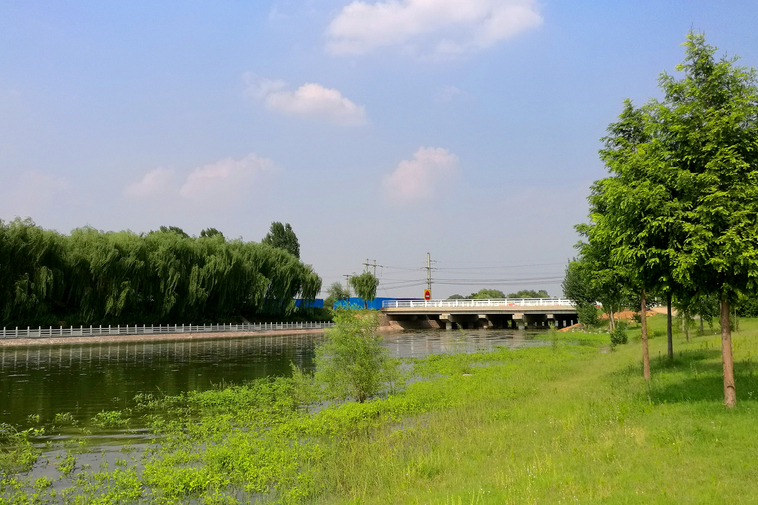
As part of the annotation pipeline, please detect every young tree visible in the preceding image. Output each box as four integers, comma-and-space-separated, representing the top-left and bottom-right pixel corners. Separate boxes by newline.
314, 309, 397, 403
324, 281, 350, 309
350, 272, 379, 309
586, 97, 681, 379
262, 222, 300, 259
657, 33, 758, 407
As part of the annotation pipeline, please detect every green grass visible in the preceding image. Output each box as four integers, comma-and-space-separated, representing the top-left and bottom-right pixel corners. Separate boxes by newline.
2, 315, 758, 504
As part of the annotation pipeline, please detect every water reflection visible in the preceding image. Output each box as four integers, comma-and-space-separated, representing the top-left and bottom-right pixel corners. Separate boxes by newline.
0, 329, 545, 430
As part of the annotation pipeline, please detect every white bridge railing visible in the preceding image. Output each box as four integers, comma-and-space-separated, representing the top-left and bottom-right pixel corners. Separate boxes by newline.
1, 321, 334, 340
382, 298, 575, 309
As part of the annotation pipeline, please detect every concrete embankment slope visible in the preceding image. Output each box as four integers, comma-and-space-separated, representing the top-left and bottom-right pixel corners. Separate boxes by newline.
0, 328, 326, 348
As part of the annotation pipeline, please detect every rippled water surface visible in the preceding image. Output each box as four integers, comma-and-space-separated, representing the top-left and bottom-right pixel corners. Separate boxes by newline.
0, 329, 548, 432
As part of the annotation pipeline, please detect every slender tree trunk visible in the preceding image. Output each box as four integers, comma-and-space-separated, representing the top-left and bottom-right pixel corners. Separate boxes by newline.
608, 310, 615, 331
641, 291, 651, 380
666, 293, 673, 360
720, 299, 736, 408
684, 311, 690, 342
700, 315, 704, 335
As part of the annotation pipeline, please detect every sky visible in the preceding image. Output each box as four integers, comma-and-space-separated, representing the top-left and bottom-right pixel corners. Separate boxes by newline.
2, 0, 758, 300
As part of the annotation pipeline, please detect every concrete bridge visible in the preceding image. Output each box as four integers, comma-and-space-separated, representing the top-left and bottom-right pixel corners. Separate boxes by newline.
381, 299, 579, 330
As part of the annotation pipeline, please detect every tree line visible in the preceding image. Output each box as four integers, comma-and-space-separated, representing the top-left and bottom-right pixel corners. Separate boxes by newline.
0, 219, 321, 327
447, 289, 550, 300
565, 32, 758, 407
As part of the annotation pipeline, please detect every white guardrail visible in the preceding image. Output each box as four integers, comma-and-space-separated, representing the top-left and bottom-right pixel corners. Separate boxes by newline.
0, 321, 334, 340
382, 298, 575, 309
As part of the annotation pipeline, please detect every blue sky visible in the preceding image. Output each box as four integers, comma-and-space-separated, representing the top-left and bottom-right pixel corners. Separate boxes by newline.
2, 0, 757, 298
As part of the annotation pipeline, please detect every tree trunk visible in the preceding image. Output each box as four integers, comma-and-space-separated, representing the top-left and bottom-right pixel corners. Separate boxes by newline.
684, 311, 690, 342
608, 310, 615, 331
641, 291, 651, 381
720, 299, 736, 408
700, 315, 704, 335
666, 294, 673, 360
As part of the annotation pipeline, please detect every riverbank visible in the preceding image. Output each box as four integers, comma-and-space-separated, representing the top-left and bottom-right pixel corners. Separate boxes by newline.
0, 328, 326, 348
2, 316, 757, 503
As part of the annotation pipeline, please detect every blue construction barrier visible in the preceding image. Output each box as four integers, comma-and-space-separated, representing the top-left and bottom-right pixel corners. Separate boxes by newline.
332, 297, 422, 310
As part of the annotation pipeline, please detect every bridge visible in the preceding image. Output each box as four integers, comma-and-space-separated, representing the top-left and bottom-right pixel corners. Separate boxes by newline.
380, 298, 578, 330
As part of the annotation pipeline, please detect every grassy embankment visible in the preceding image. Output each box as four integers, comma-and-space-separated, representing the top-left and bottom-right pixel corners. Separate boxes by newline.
2, 314, 757, 504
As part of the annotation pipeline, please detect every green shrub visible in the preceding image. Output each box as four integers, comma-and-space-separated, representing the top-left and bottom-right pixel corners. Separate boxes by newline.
609, 327, 628, 346
577, 304, 599, 328
315, 309, 399, 403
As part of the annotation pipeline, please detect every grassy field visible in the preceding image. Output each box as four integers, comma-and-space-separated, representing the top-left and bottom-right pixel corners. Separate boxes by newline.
2, 314, 757, 504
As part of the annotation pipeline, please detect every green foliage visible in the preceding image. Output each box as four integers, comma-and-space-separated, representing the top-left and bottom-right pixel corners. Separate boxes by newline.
0, 218, 321, 326
261, 222, 300, 259
91, 411, 130, 428
349, 272, 379, 308
655, 33, 758, 305
450, 289, 551, 299
199, 228, 224, 239
506, 289, 549, 298
737, 295, 758, 318
57, 450, 76, 477
609, 327, 628, 346
324, 281, 350, 309
471, 289, 506, 299
576, 304, 599, 329
315, 309, 397, 403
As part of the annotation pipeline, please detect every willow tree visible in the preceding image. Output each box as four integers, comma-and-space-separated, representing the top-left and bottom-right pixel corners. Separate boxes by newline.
0, 221, 322, 327
350, 272, 379, 309
656, 33, 758, 407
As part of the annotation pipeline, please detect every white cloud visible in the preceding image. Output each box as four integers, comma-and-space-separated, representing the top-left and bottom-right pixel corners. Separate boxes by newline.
179, 154, 276, 201
384, 147, 459, 202
245, 76, 367, 125
326, 0, 542, 57
123, 167, 174, 199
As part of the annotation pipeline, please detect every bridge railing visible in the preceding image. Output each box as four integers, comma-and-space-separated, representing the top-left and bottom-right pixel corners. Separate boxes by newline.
382, 298, 575, 309
0, 321, 334, 340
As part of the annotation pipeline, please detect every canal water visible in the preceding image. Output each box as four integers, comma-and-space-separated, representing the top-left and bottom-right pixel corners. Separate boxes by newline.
0, 329, 549, 435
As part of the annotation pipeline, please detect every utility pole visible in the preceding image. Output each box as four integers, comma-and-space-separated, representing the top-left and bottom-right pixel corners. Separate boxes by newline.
343, 274, 351, 299
426, 252, 432, 296
363, 259, 377, 276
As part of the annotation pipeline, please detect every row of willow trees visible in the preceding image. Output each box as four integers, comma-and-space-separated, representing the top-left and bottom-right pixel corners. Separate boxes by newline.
0, 219, 322, 327
565, 32, 758, 407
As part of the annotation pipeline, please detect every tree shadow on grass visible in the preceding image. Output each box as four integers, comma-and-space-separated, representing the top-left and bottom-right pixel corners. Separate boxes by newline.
645, 350, 758, 404
647, 371, 758, 404
615, 347, 758, 404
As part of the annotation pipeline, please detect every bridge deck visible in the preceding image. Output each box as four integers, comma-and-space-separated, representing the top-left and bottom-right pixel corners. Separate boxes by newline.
381, 298, 576, 313
380, 299, 579, 330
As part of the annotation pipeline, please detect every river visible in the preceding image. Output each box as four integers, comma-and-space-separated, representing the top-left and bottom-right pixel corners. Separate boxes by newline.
0, 329, 550, 436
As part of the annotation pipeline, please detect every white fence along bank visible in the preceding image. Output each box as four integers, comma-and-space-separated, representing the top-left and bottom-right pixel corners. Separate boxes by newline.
1, 321, 334, 340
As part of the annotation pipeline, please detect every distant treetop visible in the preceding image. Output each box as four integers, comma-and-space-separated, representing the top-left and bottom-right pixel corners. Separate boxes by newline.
262, 222, 300, 259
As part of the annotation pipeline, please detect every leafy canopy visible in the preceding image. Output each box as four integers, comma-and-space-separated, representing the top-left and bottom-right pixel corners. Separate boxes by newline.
350, 272, 379, 309
262, 222, 300, 259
